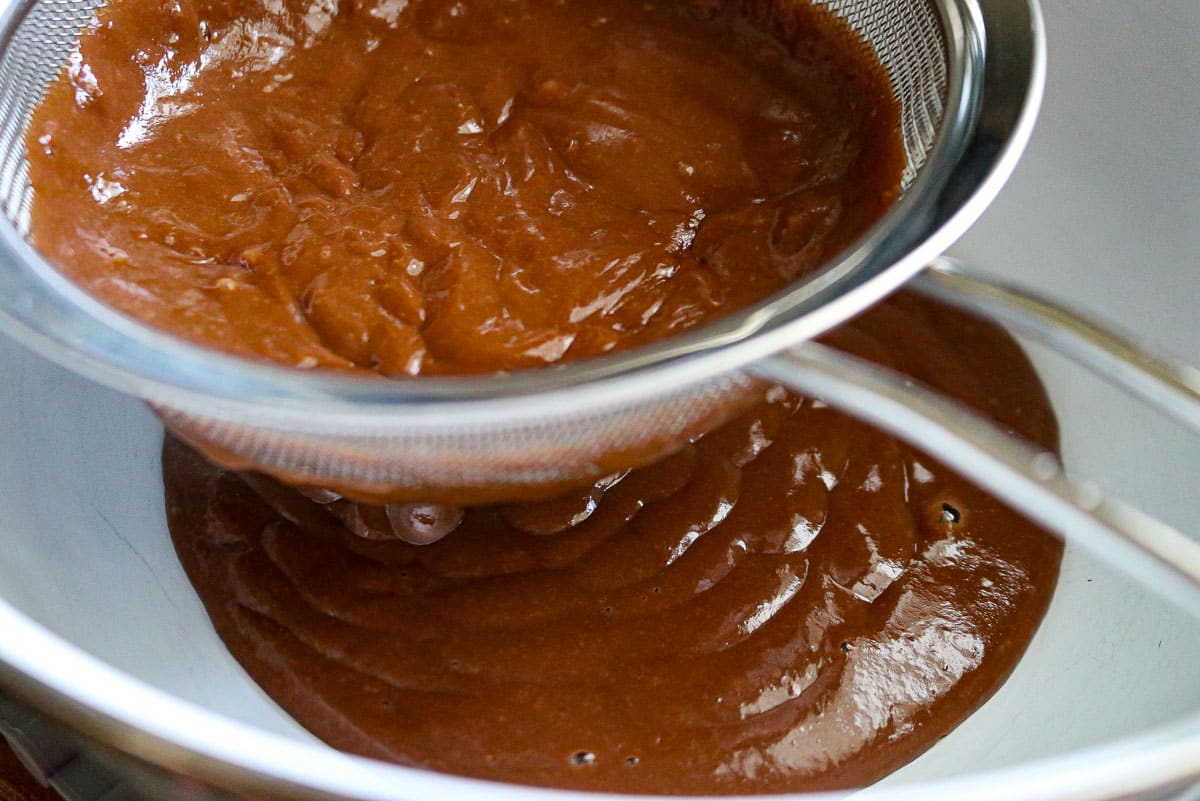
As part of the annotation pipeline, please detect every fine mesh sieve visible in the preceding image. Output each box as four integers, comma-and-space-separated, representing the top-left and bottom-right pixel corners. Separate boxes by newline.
0, 0, 983, 503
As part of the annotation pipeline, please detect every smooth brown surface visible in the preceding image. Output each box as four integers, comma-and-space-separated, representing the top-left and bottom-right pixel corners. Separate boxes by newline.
166, 294, 1063, 795
28, 0, 903, 376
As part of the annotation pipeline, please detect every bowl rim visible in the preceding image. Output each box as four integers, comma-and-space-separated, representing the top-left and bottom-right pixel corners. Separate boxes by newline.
3, 593, 1200, 801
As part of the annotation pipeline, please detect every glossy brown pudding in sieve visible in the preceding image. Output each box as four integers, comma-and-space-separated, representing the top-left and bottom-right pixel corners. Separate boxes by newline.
166, 293, 1063, 795
27, 0, 911, 502
27, 0, 903, 376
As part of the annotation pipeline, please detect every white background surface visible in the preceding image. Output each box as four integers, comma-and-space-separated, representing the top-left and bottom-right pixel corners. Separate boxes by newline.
0, 0, 1198, 795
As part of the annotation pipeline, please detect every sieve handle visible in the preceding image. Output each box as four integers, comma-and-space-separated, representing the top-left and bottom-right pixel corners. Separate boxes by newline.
753, 289, 1200, 614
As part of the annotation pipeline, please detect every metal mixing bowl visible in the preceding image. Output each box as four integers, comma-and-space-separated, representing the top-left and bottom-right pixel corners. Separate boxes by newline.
1, 0, 1199, 799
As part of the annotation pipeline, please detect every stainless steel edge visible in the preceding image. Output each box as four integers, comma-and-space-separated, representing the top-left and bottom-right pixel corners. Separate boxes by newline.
3, 596, 1200, 801
913, 257, 1200, 434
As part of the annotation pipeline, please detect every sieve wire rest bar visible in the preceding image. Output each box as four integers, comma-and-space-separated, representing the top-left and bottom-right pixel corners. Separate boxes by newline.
754, 344, 1200, 617
914, 257, 1200, 435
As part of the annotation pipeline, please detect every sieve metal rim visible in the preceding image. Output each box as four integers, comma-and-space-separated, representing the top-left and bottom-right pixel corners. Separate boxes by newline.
0, 0, 1029, 427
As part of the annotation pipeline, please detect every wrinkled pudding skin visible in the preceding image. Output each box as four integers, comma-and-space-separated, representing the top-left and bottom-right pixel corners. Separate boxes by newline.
27, 0, 903, 376
166, 294, 1063, 795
